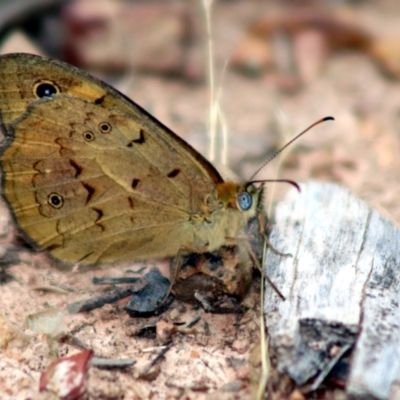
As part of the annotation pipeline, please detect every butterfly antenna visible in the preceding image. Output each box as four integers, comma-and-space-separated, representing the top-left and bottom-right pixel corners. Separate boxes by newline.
249, 179, 301, 192
250, 116, 334, 181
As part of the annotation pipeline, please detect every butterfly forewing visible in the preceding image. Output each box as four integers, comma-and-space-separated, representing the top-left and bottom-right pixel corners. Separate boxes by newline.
0, 53, 227, 264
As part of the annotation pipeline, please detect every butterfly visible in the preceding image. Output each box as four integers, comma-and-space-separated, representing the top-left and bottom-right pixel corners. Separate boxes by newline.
0, 53, 331, 300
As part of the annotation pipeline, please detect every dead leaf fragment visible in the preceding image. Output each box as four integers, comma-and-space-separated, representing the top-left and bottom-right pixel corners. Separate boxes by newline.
39, 349, 94, 400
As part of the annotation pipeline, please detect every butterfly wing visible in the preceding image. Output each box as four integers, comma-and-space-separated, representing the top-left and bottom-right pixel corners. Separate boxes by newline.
0, 53, 224, 264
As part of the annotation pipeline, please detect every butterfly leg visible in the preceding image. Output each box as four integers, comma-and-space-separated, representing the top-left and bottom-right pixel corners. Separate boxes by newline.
243, 240, 286, 301
224, 236, 285, 300
258, 213, 292, 257
159, 248, 184, 306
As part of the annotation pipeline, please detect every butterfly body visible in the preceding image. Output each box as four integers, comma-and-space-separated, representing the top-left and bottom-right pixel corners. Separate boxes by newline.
0, 53, 263, 268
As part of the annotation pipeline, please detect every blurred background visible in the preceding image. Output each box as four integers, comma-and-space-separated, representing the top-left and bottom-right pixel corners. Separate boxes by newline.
1, 0, 399, 223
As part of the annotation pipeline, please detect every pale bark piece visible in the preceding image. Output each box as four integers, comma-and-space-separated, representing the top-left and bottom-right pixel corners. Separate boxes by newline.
264, 182, 400, 399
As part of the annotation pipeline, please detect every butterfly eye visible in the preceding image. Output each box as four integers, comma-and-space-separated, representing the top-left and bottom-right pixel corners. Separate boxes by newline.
48, 193, 64, 209
83, 131, 95, 141
237, 191, 252, 211
99, 122, 112, 133
34, 81, 60, 98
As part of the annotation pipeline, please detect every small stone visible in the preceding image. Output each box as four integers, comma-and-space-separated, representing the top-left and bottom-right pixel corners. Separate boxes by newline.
220, 380, 243, 392
168, 308, 181, 321
156, 320, 177, 344
232, 339, 249, 355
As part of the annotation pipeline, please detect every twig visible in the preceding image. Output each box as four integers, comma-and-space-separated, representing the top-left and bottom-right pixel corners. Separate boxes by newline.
143, 341, 173, 374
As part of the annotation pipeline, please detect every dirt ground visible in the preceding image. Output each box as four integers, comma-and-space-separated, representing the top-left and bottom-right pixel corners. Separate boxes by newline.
1, 0, 400, 399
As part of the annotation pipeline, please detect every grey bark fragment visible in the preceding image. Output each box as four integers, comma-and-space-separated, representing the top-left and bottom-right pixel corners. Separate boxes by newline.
264, 182, 400, 400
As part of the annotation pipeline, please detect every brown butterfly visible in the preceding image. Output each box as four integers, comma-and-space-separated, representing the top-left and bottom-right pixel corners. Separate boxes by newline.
0, 53, 331, 299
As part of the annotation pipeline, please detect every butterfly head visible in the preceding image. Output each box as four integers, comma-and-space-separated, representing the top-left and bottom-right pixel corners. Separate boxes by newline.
216, 181, 264, 218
